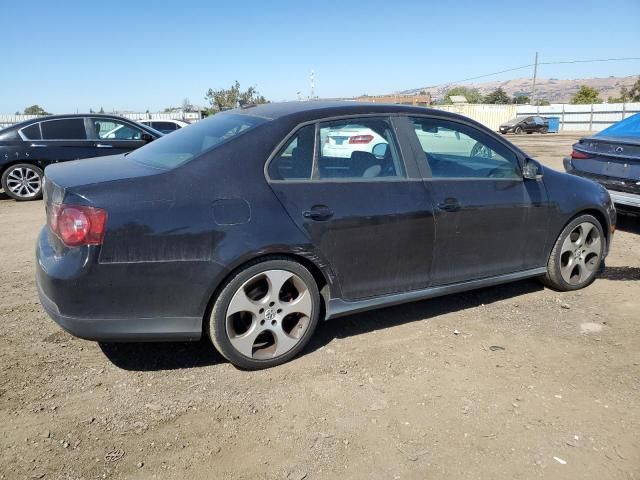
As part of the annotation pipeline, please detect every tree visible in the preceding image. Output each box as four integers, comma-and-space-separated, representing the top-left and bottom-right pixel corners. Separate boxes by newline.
205, 81, 268, 112
483, 88, 511, 104
23, 105, 50, 115
99, 107, 105, 114
443, 86, 484, 104
627, 77, 640, 102
570, 85, 602, 104
182, 98, 193, 111
513, 95, 530, 104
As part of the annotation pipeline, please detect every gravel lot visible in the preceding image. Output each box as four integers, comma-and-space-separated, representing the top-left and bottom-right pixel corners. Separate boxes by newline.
1, 133, 639, 480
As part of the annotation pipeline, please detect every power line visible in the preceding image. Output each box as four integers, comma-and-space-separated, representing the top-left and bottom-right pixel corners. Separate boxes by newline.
416, 56, 640, 91
540, 56, 640, 66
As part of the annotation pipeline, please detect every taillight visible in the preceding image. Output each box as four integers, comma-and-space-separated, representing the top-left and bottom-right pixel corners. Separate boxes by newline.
48, 204, 107, 247
349, 135, 374, 144
571, 149, 592, 160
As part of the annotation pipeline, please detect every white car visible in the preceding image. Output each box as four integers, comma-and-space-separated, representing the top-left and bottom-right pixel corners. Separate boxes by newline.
137, 119, 190, 134
321, 124, 387, 158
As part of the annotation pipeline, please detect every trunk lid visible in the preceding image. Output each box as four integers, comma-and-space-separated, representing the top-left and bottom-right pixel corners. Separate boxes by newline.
572, 137, 640, 188
43, 154, 166, 207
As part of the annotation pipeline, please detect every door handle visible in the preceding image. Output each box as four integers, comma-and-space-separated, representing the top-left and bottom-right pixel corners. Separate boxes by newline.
96, 143, 113, 148
30, 143, 47, 147
303, 205, 334, 221
437, 198, 461, 212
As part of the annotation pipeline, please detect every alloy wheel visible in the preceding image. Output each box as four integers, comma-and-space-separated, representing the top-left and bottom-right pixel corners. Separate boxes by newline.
6, 166, 42, 199
225, 269, 313, 360
559, 222, 602, 285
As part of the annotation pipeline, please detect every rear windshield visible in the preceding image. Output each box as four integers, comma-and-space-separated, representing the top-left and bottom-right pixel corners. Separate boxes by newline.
597, 112, 640, 138
127, 113, 267, 169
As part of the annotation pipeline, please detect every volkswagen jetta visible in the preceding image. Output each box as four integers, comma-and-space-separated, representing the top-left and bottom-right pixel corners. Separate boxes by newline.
37, 102, 616, 369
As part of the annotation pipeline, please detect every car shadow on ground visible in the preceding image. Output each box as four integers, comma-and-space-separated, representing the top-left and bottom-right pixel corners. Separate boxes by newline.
100, 279, 544, 372
99, 339, 226, 371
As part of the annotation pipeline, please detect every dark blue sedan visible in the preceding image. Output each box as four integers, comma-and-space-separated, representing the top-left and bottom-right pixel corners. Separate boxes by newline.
564, 112, 640, 214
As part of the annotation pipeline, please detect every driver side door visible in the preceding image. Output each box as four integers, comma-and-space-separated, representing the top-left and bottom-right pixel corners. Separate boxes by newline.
407, 116, 550, 285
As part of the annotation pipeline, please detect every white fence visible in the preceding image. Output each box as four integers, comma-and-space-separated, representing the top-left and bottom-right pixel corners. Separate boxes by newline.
431, 104, 518, 131
0, 111, 203, 130
515, 103, 640, 132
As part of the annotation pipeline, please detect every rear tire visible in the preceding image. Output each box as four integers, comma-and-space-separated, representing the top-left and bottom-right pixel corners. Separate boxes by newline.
541, 214, 605, 291
208, 258, 321, 370
1, 163, 44, 201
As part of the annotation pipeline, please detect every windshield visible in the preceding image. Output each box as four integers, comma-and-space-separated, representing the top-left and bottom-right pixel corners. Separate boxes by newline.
127, 113, 268, 169
596, 112, 640, 138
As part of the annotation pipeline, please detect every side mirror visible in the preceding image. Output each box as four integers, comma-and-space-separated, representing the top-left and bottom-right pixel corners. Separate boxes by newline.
141, 133, 154, 143
372, 143, 388, 159
523, 159, 542, 180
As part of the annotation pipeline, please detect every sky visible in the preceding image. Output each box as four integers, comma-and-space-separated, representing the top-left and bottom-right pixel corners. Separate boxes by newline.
1, 0, 639, 113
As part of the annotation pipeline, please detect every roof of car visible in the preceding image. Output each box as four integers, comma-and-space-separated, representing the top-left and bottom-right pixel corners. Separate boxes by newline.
233, 100, 460, 122
1, 113, 145, 131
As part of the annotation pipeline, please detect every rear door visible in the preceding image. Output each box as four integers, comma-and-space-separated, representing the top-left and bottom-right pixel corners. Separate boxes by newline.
35, 118, 96, 163
406, 115, 551, 285
267, 116, 436, 300
89, 117, 148, 156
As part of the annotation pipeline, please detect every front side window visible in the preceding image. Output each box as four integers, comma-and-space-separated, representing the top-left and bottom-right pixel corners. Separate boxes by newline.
269, 124, 314, 180
92, 118, 144, 140
41, 119, 87, 140
410, 117, 520, 179
318, 117, 404, 179
128, 113, 267, 169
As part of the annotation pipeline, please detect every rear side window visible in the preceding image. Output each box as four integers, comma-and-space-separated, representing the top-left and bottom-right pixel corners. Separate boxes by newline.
269, 125, 315, 180
317, 117, 404, 180
41, 119, 87, 140
21, 123, 42, 140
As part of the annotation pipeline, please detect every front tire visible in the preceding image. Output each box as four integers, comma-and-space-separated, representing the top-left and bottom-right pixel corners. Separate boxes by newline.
1, 163, 44, 201
541, 215, 605, 291
208, 259, 321, 370
514, 126, 523, 135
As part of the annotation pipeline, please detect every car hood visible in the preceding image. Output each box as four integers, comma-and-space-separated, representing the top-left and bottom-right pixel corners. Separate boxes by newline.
44, 154, 166, 190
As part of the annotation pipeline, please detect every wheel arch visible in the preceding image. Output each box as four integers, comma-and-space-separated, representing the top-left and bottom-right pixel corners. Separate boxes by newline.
201, 251, 333, 331
548, 208, 611, 264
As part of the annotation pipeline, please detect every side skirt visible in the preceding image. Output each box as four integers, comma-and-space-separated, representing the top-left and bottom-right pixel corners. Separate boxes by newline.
326, 267, 547, 320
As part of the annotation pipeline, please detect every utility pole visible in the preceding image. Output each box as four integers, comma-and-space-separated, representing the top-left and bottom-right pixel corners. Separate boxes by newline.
531, 52, 539, 106
310, 70, 315, 100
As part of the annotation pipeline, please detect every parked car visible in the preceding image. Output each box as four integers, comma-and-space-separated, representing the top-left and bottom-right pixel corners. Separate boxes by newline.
564, 112, 640, 215
37, 101, 615, 370
499, 116, 549, 135
0, 114, 162, 201
137, 119, 190, 134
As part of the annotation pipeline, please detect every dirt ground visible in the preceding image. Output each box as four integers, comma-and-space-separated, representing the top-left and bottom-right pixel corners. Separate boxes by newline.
1, 133, 639, 480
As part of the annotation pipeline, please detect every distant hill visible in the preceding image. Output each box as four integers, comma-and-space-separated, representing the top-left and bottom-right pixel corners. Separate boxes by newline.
401, 75, 638, 103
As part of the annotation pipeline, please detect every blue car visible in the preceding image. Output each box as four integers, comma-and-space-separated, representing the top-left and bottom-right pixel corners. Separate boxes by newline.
564, 113, 640, 214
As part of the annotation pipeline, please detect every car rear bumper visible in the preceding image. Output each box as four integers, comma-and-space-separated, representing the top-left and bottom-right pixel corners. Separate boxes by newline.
37, 277, 202, 342
564, 156, 640, 211
35, 227, 228, 342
